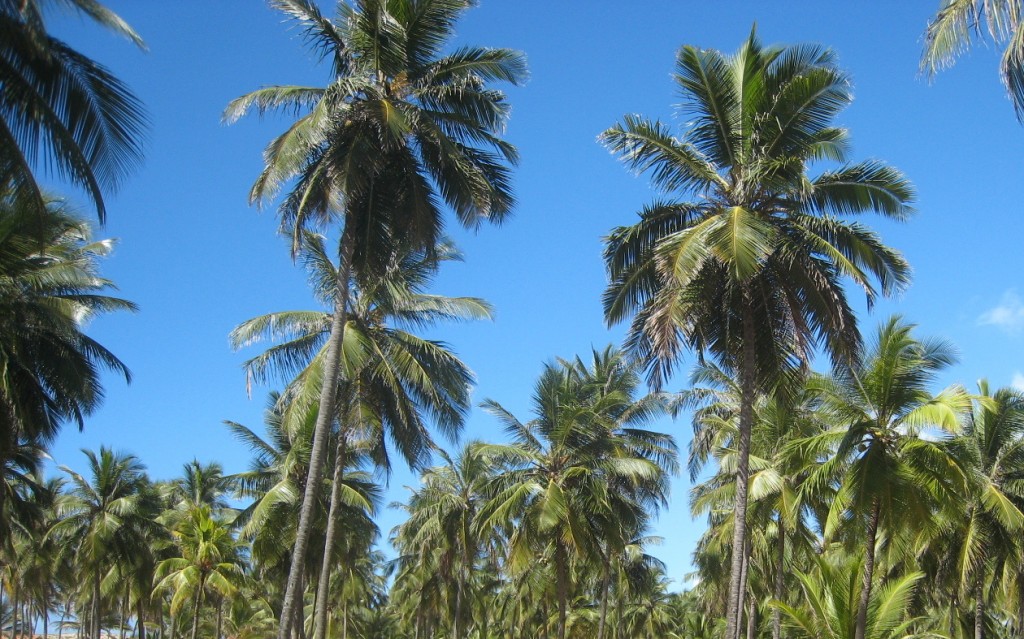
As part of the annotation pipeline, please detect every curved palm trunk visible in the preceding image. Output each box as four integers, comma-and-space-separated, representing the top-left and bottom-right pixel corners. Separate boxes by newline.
725, 309, 756, 639
278, 227, 355, 639
312, 433, 348, 639
854, 499, 881, 639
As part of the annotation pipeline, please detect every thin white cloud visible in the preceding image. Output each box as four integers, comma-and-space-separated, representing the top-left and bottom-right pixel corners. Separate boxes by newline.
979, 290, 1024, 334
1013, 372, 1024, 392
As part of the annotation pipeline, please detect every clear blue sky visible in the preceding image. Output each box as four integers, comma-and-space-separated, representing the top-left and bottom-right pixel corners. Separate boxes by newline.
45, 1, 1024, 587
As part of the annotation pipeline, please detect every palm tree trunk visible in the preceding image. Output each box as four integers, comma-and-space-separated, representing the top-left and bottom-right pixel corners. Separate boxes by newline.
975, 574, 984, 639
137, 600, 146, 639
596, 561, 610, 639
92, 569, 101, 639
215, 600, 222, 639
340, 600, 347, 639
119, 586, 128, 639
189, 587, 203, 639
555, 543, 569, 639
312, 433, 348, 639
725, 307, 756, 639
746, 598, 756, 639
43, 601, 49, 639
854, 498, 881, 639
58, 598, 68, 639
278, 225, 355, 639
772, 519, 785, 639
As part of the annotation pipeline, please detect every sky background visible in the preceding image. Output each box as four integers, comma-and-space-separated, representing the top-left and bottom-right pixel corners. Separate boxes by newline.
42, 0, 1024, 588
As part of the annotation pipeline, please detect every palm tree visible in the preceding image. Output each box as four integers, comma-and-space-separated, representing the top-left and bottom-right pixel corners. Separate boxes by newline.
685, 365, 827, 639
0, 198, 135, 527
479, 347, 678, 639
0, 0, 146, 221
921, 1, 1024, 121
154, 506, 243, 639
600, 29, 913, 637
773, 555, 930, 639
794, 317, 972, 639
391, 442, 496, 639
231, 233, 487, 639
50, 448, 161, 639
226, 4, 525, 633
928, 381, 1024, 639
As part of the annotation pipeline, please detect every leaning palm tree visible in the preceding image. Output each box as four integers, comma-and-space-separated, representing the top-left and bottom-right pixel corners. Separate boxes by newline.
921, 0, 1024, 121
225, 4, 525, 635
601, 28, 913, 638
0, 0, 146, 221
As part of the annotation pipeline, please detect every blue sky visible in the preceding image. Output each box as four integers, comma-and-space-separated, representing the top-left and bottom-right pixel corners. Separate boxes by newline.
44, 0, 1024, 586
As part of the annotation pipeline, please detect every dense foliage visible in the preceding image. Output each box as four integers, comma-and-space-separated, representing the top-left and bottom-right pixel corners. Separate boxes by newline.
3, 2, 1024, 639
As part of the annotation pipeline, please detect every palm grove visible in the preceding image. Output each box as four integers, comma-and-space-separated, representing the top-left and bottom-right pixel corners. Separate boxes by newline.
2, 1, 1024, 639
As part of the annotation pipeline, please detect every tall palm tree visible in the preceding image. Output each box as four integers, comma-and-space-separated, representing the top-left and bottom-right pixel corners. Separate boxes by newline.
231, 233, 487, 639
0, 198, 135, 527
921, 0, 1024, 121
391, 442, 496, 639
929, 381, 1024, 639
225, 4, 525, 634
600, 29, 913, 637
154, 506, 243, 639
795, 317, 972, 639
0, 0, 146, 221
50, 448, 161, 639
685, 364, 826, 639
479, 347, 678, 639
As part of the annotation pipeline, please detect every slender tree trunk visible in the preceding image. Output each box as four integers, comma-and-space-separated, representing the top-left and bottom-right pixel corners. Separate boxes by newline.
313, 433, 348, 639
278, 226, 355, 639
43, 601, 49, 639
975, 574, 984, 639
746, 599, 756, 639
189, 587, 202, 639
137, 600, 146, 639
340, 601, 347, 639
596, 561, 610, 639
854, 499, 881, 639
58, 599, 68, 639
119, 587, 128, 639
555, 544, 568, 639
772, 519, 785, 639
92, 569, 101, 639
12, 585, 19, 639
725, 308, 757, 639
735, 537, 751, 639
215, 600, 222, 639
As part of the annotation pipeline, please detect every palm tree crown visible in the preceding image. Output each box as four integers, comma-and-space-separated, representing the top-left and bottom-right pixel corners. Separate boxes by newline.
601, 28, 913, 639
0, 0, 146, 221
